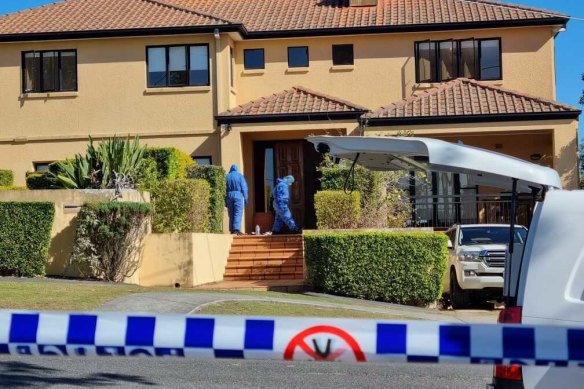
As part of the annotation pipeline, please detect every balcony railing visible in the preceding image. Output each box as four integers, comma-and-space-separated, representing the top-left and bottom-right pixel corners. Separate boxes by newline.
406, 193, 536, 229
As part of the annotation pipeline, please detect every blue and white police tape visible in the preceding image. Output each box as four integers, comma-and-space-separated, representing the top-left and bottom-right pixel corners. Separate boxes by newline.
1, 310, 583, 366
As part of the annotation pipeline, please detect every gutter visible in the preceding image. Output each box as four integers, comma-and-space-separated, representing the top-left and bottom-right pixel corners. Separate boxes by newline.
0, 18, 569, 43
364, 111, 582, 127
213, 28, 222, 121
215, 111, 367, 125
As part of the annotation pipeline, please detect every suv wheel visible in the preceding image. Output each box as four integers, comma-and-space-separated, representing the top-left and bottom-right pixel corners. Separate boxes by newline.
450, 269, 471, 309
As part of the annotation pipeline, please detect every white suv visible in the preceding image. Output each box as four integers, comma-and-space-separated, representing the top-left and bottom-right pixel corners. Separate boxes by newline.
445, 224, 527, 309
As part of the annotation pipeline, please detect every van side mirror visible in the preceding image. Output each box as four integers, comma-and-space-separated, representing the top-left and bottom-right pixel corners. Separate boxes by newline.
447, 240, 454, 249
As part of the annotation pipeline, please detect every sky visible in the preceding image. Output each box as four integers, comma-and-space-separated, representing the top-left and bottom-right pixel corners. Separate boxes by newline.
1, 0, 583, 138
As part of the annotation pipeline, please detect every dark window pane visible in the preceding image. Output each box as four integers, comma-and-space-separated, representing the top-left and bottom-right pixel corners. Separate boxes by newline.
459, 40, 477, 79
480, 39, 501, 80
42, 51, 58, 91
439, 41, 456, 81
169, 46, 187, 86
60, 51, 77, 91
23, 52, 40, 93
332, 44, 354, 66
34, 162, 52, 172
244, 49, 265, 70
416, 42, 436, 82
193, 156, 212, 166
189, 45, 209, 86
147, 47, 167, 87
288, 46, 309, 68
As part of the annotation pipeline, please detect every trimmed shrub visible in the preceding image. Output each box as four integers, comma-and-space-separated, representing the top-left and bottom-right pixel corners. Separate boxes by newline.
314, 191, 361, 230
186, 165, 226, 233
0, 170, 14, 187
0, 186, 27, 191
0, 202, 55, 277
177, 151, 196, 179
26, 172, 56, 190
304, 231, 448, 306
151, 179, 210, 233
320, 165, 381, 206
136, 157, 159, 192
143, 148, 177, 180
71, 202, 151, 282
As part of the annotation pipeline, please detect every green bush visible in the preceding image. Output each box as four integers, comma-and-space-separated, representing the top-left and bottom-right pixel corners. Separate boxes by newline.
71, 202, 151, 282
186, 165, 226, 233
178, 152, 196, 179
136, 157, 159, 192
314, 191, 361, 229
151, 179, 210, 233
0, 170, 14, 187
144, 148, 179, 180
0, 202, 55, 277
26, 172, 56, 189
320, 165, 381, 206
0, 186, 27, 191
304, 231, 448, 306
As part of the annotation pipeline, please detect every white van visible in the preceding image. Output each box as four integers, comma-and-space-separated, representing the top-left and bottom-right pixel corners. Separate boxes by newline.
307, 135, 584, 389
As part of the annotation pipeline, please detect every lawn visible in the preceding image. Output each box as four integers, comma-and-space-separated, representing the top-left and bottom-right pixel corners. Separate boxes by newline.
0, 280, 150, 311
196, 301, 411, 320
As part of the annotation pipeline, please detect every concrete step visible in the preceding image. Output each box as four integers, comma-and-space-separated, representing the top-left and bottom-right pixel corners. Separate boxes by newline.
228, 249, 303, 260
230, 242, 303, 250
226, 258, 303, 267
195, 279, 305, 292
225, 265, 302, 275
223, 272, 304, 281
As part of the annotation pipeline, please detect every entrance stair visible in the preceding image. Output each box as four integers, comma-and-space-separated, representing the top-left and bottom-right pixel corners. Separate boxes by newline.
224, 235, 304, 282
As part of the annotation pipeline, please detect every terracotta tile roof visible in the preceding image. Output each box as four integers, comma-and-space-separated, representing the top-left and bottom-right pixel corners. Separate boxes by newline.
0, 0, 567, 37
218, 86, 368, 118
169, 0, 566, 32
0, 0, 229, 35
367, 78, 581, 121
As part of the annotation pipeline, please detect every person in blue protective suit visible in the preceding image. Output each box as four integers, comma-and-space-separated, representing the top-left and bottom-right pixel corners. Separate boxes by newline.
225, 164, 248, 235
272, 175, 300, 234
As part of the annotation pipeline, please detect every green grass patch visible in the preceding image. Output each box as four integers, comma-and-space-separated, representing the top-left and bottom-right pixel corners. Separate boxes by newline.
197, 301, 409, 319
0, 281, 150, 311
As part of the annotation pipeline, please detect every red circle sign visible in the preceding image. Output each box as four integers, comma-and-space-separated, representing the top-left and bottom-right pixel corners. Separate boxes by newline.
283, 325, 366, 362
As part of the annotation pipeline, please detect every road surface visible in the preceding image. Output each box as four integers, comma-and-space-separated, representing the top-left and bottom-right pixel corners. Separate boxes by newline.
0, 355, 492, 388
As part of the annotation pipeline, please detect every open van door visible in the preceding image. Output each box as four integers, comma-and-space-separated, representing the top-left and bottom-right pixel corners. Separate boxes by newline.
307, 136, 562, 303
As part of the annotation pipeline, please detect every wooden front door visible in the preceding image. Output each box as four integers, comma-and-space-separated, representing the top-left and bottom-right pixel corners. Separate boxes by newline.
275, 141, 305, 228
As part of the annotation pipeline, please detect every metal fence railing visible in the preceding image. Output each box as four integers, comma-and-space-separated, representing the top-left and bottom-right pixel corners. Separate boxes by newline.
406, 193, 535, 229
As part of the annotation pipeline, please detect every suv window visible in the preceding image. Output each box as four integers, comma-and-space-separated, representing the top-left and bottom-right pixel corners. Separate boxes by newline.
459, 227, 527, 246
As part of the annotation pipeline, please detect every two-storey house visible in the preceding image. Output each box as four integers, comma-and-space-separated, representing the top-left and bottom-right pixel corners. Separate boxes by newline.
0, 0, 580, 231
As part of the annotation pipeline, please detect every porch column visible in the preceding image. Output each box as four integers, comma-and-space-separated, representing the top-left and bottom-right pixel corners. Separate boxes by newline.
552, 122, 579, 190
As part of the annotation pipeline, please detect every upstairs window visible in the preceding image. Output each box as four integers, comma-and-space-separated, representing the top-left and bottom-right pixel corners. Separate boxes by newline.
147, 44, 209, 88
244, 49, 265, 70
22, 50, 77, 93
332, 44, 354, 66
415, 38, 501, 83
288, 46, 309, 68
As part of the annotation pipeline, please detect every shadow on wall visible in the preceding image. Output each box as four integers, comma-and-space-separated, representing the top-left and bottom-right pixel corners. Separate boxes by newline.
558, 135, 580, 189
46, 217, 77, 277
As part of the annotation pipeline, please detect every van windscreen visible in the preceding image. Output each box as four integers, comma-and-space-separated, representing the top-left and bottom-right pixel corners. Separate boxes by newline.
459, 227, 527, 246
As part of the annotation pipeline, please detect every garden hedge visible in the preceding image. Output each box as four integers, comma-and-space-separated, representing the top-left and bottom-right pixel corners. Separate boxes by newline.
314, 191, 361, 229
26, 172, 55, 189
304, 231, 448, 306
151, 179, 210, 233
0, 170, 14, 187
72, 202, 151, 282
143, 147, 194, 181
186, 165, 226, 233
0, 202, 55, 277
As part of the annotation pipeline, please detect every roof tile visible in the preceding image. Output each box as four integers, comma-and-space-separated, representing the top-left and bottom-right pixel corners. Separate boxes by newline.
367, 78, 580, 120
0, 0, 567, 36
218, 86, 368, 117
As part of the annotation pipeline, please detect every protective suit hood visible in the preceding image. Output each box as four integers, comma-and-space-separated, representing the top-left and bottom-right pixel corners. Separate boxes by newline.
283, 175, 295, 186
229, 164, 239, 173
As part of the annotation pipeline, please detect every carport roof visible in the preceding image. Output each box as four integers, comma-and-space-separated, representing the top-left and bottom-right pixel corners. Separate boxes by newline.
365, 78, 581, 125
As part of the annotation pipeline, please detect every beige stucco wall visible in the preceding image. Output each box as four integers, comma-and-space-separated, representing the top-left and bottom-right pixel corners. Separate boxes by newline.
366, 118, 580, 190
136, 233, 233, 287
0, 189, 149, 276
234, 26, 557, 110
0, 34, 223, 184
